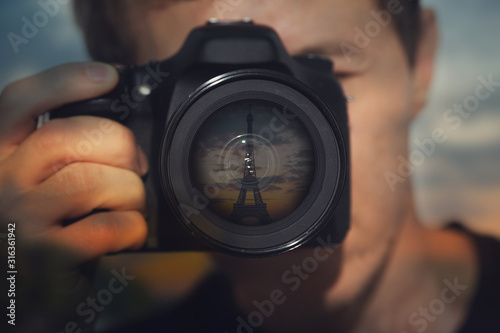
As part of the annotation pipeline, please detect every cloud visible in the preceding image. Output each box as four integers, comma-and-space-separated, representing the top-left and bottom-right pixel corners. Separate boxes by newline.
293, 149, 314, 159
286, 184, 311, 193
287, 176, 310, 182
263, 185, 283, 192
288, 168, 305, 176
260, 175, 286, 184
271, 135, 293, 145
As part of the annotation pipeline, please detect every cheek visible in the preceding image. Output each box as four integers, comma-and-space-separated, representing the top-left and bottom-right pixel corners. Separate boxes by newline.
343, 53, 414, 236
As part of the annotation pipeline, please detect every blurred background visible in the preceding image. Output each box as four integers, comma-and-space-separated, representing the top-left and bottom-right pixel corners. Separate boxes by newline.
1, 0, 499, 330
411, 0, 500, 238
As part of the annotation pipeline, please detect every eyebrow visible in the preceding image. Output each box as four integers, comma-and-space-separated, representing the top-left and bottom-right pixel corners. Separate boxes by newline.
297, 40, 378, 75
294, 40, 367, 60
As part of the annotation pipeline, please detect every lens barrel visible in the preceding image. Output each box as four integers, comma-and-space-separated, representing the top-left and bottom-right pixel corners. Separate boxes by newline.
161, 70, 347, 256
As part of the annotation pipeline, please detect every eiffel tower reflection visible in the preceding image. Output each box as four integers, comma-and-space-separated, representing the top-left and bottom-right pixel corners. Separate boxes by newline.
229, 105, 273, 225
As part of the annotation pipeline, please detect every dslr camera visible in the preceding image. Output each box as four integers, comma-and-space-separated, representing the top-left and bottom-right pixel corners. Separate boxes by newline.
43, 20, 350, 257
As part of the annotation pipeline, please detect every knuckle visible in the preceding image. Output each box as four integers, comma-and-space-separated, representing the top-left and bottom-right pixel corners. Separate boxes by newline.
130, 212, 148, 246
59, 163, 101, 199
112, 126, 139, 165
33, 119, 69, 153
117, 211, 148, 249
87, 217, 118, 248
129, 174, 147, 204
89, 211, 147, 252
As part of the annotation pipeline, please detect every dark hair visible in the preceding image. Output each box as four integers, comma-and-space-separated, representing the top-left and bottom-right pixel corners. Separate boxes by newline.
73, 0, 137, 64
73, 0, 421, 65
381, 0, 421, 66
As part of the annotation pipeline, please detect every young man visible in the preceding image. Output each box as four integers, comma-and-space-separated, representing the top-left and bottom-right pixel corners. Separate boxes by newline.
0, 0, 499, 332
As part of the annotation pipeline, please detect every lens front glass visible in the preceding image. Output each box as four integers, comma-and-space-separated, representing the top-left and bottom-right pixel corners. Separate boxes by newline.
190, 99, 315, 226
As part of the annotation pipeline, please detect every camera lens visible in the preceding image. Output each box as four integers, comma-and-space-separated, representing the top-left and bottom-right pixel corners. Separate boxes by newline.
161, 71, 347, 256
190, 99, 315, 226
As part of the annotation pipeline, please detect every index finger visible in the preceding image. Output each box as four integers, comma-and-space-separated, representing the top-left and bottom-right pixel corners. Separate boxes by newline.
0, 62, 118, 158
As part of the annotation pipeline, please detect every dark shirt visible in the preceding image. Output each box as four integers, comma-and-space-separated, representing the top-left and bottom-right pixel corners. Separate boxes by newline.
106, 225, 500, 333
453, 225, 500, 333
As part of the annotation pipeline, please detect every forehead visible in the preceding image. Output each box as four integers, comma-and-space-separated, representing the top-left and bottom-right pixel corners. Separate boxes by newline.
133, 0, 390, 63
211, 0, 379, 50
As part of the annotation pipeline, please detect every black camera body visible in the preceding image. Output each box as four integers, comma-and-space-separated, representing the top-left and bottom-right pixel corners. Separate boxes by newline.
47, 20, 350, 257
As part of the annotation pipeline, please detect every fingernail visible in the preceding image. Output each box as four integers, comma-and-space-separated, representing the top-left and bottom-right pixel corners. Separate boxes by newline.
137, 145, 149, 175
85, 63, 113, 82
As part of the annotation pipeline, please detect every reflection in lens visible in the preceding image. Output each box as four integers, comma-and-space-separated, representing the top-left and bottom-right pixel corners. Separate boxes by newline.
190, 99, 315, 226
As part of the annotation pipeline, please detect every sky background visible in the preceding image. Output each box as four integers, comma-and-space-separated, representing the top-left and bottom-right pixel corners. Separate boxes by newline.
413, 0, 500, 237
0, 0, 499, 236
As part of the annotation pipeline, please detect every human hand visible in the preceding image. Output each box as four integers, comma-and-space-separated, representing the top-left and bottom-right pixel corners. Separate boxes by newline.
0, 62, 148, 332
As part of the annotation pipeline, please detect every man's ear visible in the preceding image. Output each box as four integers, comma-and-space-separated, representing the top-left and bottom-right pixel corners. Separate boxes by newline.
411, 9, 438, 119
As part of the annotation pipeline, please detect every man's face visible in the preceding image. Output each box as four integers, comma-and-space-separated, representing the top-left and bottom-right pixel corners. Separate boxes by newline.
131, 0, 429, 302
